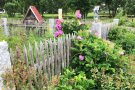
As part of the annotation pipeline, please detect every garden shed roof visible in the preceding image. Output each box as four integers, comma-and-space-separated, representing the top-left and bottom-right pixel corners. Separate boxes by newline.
23, 6, 43, 24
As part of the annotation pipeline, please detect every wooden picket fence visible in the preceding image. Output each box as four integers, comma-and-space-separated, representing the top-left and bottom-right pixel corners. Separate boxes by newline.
10, 34, 75, 79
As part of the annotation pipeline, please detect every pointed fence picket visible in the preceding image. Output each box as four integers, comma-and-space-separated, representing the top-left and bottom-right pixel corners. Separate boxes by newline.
10, 34, 75, 79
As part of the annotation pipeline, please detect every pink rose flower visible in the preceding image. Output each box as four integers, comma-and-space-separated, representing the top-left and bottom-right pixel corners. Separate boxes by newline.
77, 36, 82, 40
76, 13, 82, 19
60, 19, 64, 22
120, 51, 124, 55
58, 30, 63, 35
80, 22, 85, 25
95, 32, 99, 36
79, 55, 84, 61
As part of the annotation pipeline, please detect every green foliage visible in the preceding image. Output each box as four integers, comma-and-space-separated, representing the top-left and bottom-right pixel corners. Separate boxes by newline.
55, 69, 94, 90
4, 2, 17, 17
62, 19, 89, 34
108, 26, 135, 54
2, 0, 135, 17
68, 31, 135, 89
0, 27, 7, 41
119, 16, 128, 26
93, 72, 135, 89
2, 60, 48, 90
115, 9, 124, 18
45, 0, 69, 14
69, 0, 93, 18
104, 0, 127, 17
71, 32, 127, 76
125, 0, 135, 15
115, 9, 128, 26
125, 21, 135, 27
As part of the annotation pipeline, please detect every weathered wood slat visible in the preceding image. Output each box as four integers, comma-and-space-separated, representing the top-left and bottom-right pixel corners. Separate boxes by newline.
63, 37, 67, 68
40, 41, 46, 74
23, 45, 28, 66
9, 48, 14, 65
49, 39, 54, 77
57, 38, 61, 74
61, 37, 64, 73
53, 38, 58, 75
35, 42, 40, 65
66, 35, 70, 67
29, 43, 34, 66
45, 41, 50, 78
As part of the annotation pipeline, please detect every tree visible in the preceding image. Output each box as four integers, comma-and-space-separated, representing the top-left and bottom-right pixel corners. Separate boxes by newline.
125, 0, 135, 16
38, 0, 46, 16
0, 0, 14, 8
0, 0, 5, 8
68, 0, 91, 19
44, 0, 69, 14
104, 0, 126, 17
4, 2, 17, 17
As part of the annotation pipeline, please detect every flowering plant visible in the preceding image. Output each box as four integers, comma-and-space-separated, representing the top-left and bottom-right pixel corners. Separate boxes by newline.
75, 13, 82, 19
62, 20, 89, 34
75, 10, 82, 19
54, 19, 64, 38
71, 31, 128, 79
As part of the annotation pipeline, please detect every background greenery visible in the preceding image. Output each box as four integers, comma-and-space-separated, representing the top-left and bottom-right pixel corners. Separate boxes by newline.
0, 0, 135, 18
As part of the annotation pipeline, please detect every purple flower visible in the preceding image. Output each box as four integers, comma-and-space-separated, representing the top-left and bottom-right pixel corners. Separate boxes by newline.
54, 31, 59, 37
54, 30, 64, 38
58, 30, 63, 35
55, 19, 61, 24
77, 36, 82, 40
54, 19, 64, 38
79, 55, 84, 61
55, 24, 62, 30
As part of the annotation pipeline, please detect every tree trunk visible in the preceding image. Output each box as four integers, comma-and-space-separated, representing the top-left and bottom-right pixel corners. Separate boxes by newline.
82, 12, 87, 20
112, 8, 117, 17
108, 4, 112, 18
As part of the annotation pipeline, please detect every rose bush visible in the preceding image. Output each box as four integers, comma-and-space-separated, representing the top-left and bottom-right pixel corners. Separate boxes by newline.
66, 31, 135, 89
108, 26, 135, 54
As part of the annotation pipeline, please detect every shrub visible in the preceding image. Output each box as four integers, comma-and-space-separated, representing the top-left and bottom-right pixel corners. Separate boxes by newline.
115, 9, 128, 26
71, 32, 127, 76
55, 69, 94, 90
4, 2, 17, 17
62, 19, 89, 34
68, 31, 135, 89
118, 16, 128, 26
2, 60, 49, 90
0, 27, 7, 41
108, 26, 135, 54
125, 21, 135, 27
